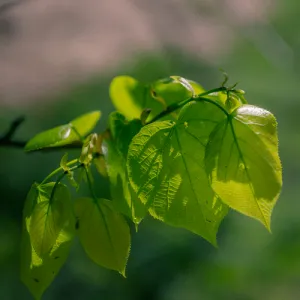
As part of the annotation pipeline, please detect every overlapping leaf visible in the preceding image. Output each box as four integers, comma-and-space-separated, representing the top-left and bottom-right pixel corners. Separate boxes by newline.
127, 101, 229, 245
109, 76, 204, 121
74, 197, 130, 276
29, 183, 72, 257
21, 183, 75, 300
102, 112, 146, 224
25, 111, 101, 151
205, 105, 282, 230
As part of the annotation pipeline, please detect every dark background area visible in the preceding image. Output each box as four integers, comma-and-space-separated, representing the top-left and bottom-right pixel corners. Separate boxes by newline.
1, 1, 300, 299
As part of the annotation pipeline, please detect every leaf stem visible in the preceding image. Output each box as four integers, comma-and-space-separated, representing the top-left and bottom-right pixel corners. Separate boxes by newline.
48, 163, 84, 203
147, 86, 228, 124
196, 97, 230, 117
40, 159, 78, 185
85, 166, 98, 201
49, 171, 66, 204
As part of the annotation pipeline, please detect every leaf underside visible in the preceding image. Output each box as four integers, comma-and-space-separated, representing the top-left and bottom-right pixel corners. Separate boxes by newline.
29, 183, 72, 257
205, 105, 282, 230
74, 197, 131, 276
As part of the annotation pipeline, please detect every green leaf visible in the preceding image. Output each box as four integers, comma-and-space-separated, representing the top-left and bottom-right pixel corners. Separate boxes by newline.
109, 76, 205, 121
60, 153, 69, 171
151, 77, 205, 103
110, 76, 162, 120
74, 197, 130, 276
93, 133, 108, 178
127, 101, 229, 245
205, 105, 282, 230
29, 183, 72, 257
168, 76, 196, 97
103, 133, 146, 224
25, 111, 101, 151
205, 89, 248, 114
108, 111, 143, 157
102, 112, 146, 223
21, 183, 74, 299
79, 133, 99, 165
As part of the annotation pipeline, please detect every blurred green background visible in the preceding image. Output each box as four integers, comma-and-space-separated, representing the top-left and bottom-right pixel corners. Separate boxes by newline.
1, 0, 300, 299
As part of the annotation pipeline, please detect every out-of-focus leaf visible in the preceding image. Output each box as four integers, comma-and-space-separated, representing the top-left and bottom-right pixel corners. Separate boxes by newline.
21, 183, 74, 299
74, 197, 130, 276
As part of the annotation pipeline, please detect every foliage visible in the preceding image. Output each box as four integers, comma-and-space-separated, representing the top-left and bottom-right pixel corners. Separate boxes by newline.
20, 75, 282, 299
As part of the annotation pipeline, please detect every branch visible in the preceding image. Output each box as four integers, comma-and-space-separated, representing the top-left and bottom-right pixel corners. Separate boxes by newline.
147, 87, 227, 124
0, 116, 83, 151
0, 116, 27, 148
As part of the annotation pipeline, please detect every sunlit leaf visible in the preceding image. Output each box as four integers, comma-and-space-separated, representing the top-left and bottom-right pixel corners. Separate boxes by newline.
21, 183, 74, 299
204, 89, 247, 114
110, 76, 154, 120
60, 153, 69, 171
109, 76, 204, 121
25, 111, 101, 151
169, 76, 196, 96
205, 105, 282, 230
29, 183, 72, 257
127, 101, 229, 245
93, 132, 108, 178
74, 197, 130, 276
151, 77, 205, 104
79, 133, 99, 165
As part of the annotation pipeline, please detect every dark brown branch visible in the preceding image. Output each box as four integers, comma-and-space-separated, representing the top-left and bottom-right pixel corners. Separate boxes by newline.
0, 117, 82, 151
0, 116, 27, 148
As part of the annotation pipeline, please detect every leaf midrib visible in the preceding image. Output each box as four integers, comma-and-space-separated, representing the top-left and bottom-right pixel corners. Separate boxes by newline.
228, 117, 268, 227
174, 127, 215, 244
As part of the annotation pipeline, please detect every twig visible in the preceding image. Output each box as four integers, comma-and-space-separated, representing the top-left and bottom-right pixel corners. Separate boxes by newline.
0, 116, 82, 151
0, 116, 27, 148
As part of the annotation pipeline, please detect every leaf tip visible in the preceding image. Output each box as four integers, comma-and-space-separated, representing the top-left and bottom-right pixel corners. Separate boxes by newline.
259, 214, 272, 233
119, 269, 127, 278
210, 236, 218, 249
264, 221, 272, 233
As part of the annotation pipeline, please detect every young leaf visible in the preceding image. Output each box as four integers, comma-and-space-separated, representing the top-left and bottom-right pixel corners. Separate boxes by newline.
109, 76, 204, 121
110, 76, 156, 120
79, 133, 98, 165
74, 197, 131, 276
205, 105, 282, 230
205, 89, 247, 114
169, 76, 196, 97
29, 183, 72, 257
93, 133, 108, 178
60, 153, 69, 171
21, 183, 74, 299
127, 101, 229, 245
25, 111, 101, 151
151, 77, 205, 103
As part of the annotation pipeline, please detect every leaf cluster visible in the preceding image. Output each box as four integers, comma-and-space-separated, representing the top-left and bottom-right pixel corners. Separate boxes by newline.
21, 75, 282, 299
